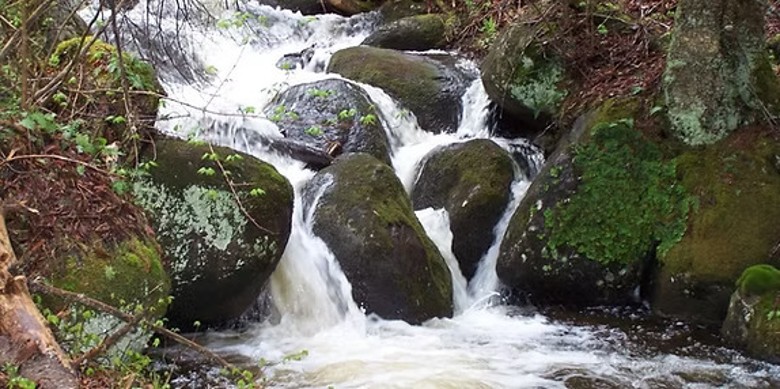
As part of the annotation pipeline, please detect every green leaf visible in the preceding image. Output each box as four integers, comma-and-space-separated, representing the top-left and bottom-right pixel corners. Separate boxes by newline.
197, 167, 216, 176
249, 188, 266, 197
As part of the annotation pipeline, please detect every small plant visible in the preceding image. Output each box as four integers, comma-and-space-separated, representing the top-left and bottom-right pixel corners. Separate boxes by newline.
307, 88, 332, 99
338, 108, 357, 121
3, 363, 36, 389
305, 125, 323, 136
359, 113, 378, 126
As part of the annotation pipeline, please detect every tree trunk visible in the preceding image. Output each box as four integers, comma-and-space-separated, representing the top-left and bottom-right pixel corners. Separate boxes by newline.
663, 0, 780, 145
0, 211, 78, 389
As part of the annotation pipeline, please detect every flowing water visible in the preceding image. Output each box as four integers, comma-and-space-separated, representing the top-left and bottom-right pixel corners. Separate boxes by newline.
86, 1, 780, 387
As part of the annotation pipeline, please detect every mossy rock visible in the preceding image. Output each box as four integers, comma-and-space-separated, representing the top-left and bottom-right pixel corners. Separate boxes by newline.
721, 284, 780, 363
497, 101, 691, 306
737, 265, 780, 297
662, 0, 780, 145
46, 235, 170, 357
377, 0, 428, 23
305, 153, 453, 323
362, 14, 449, 51
265, 79, 391, 165
47, 36, 163, 148
328, 46, 472, 133
480, 12, 570, 152
133, 138, 293, 329
412, 139, 515, 280
652, 133, 780, 323
326, 0, 383, 15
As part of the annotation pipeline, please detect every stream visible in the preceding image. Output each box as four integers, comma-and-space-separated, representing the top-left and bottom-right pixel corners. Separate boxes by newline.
87, 1, 780, 387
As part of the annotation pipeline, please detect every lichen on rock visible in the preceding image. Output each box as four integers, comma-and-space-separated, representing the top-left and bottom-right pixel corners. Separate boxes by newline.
133, 138, 293, 329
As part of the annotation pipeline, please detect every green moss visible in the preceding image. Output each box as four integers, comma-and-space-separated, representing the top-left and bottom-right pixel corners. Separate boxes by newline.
314, 153, 452, 319
53, 36, 158, 91
328, 46, 439, 116
738, 265, 780, 297
662, 134, 780, 282
52, 237, 170, 314
544, 118, 692, 265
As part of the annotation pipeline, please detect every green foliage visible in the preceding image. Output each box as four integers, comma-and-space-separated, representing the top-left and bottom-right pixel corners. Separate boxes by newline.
544, 119, 692, 265
307, 88, 333, 99
338, 108, 358, 121
359, 113, 378, 126
2, 363, 36, 389
305, 125, 323, 136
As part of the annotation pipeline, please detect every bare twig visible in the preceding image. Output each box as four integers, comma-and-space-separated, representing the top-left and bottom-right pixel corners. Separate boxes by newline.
0, 153, 117, 176
30, 280, 240, 374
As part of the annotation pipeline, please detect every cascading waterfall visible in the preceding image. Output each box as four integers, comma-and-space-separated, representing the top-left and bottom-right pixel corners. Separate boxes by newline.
86, 1, 780, 387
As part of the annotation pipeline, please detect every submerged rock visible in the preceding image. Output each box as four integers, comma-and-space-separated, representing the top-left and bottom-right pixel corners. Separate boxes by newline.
134, 139, 293, 330
328, 46, 472, 133
662, 0, 780, 145
652, 133, 780, 323
265, 79, 391, 165
412, 139, 515, 280
305, 153, 453, 323
722, 265, 780, 363
362, 14, 448, 51
497, 101, 690, 306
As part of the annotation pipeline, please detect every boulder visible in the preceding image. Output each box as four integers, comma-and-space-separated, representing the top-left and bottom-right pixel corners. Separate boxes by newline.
326, 0, 383, 15
362, 14, 448, 51
48, 235, 171, 356
662, 0, 780, 145
651, 132, 780, 323
480, 5, 570, 151
305, 153, 453, 323
377, 0, 428, 23
328, 46, 473, 133
497, 101, 691, 306
412, 139, 515, 280
721, 265, 780, 363
265, 79, 391, 165
134, 139, 294, 330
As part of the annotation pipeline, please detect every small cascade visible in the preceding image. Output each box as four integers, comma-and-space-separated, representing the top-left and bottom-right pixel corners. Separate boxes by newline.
91, 1, 780, 387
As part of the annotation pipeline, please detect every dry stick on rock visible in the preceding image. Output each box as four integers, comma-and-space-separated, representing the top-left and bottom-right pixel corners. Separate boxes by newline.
29, 280, 241, 374
0, 209, 79, 389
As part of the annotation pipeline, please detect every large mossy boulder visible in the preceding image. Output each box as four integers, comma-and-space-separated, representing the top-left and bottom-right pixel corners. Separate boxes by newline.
651, 132, 780, 323
497, 101, 691, 306
328, 46, 472, 134
721, 265, 780, 363
47, 37, 163, 147
662, 0, 780, 145
266, 79, 391, 165
305, 153, 452, 323
480, 5, 570, 152
134, 139, 293, 330
362, 14, 449, 51
412, 139, 515, 280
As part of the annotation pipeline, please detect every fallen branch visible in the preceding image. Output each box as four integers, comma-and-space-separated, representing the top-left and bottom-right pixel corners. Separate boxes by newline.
30, 280, 240, 374
0, 209, 78, 389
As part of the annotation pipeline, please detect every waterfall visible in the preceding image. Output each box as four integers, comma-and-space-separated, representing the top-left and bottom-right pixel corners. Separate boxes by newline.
87, 1, 780, 387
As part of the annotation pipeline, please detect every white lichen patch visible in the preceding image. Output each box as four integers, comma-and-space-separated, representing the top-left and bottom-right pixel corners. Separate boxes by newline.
133, 180, 253, 282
